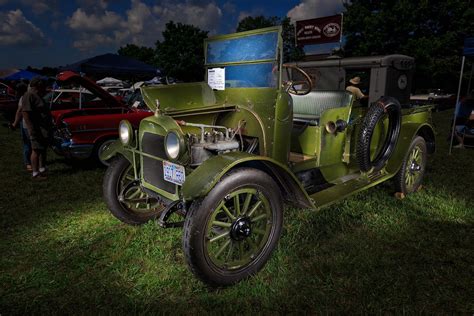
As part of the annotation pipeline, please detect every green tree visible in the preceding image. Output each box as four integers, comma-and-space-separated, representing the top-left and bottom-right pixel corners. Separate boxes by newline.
236, 16, 280, 32
343, 0, 474, 91
236, 15, 304, 63
155, 21, 208, 82
117, 44, 155, 65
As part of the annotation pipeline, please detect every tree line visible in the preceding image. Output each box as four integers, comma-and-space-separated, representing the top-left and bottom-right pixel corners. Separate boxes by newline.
118, 17, 303, 83
116, 0, 473, 92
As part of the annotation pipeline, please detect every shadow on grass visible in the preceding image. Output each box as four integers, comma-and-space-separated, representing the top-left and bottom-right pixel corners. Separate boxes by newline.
1, 194, 472, 314
265, 205, 474, 313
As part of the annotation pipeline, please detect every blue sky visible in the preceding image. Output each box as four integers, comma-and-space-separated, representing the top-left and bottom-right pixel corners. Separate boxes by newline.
0, 0, 345, 69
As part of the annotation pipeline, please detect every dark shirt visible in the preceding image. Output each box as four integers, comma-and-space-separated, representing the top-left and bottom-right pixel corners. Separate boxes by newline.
22, 88, 52, 138
456, 98, 474, 119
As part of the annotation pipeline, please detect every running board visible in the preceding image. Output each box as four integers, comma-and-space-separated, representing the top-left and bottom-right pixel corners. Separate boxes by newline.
310, 170, 392, 209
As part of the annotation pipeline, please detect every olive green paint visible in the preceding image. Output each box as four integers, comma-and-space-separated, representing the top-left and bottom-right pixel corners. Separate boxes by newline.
100, 139, 133, 162
103, 26, 435, 211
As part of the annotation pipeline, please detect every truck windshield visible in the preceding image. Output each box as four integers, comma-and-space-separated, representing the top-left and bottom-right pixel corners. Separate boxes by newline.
205, 30, 279, 88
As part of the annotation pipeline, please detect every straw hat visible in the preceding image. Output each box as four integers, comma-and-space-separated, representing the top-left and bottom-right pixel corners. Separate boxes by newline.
349, 76, 361, 85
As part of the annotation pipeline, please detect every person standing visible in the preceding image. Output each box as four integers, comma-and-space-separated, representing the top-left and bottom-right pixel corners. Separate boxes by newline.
22, 78, 52, 179
10, 83, 32, 171
346, 76, 367, 100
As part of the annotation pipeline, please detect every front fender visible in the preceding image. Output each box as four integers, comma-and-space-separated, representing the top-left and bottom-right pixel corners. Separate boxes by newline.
181, 151, 314, 208
99, 139, 133, 163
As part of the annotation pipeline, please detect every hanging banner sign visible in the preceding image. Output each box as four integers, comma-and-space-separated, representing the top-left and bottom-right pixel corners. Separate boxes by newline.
464, 37, 474, 57
295, 14, 343, 46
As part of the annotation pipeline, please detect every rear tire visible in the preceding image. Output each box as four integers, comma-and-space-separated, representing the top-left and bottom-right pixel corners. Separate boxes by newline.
394, 136, 427, 194
183, 168, 283, 286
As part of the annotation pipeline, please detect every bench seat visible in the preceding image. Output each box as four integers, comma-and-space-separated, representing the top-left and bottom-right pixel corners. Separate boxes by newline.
292, 90, 353, 125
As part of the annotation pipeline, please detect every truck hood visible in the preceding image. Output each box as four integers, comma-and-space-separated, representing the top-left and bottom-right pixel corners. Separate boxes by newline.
57, 71, 123, 108
141, 82, 217, 112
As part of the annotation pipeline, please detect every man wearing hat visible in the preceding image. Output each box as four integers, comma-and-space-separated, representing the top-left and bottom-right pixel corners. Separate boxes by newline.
22, 77, 52, 179
346, 76, 367, 100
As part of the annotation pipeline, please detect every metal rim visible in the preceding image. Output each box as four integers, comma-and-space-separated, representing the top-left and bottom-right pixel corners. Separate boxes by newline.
204, 188, 273, 270
404, 144, 424, 191
117, 164, 164, 215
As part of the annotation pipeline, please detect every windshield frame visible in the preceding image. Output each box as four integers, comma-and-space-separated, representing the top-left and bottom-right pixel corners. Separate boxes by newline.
204, 26, 283, 89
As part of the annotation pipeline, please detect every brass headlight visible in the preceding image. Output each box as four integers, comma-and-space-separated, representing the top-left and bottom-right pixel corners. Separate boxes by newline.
164, 131, 182, 160
119, 120, 133, 146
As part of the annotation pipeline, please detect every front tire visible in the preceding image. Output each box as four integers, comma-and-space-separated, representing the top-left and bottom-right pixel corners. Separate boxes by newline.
183, 168, 283, 286
394, 136, 428, 194
103, 155, 165, 225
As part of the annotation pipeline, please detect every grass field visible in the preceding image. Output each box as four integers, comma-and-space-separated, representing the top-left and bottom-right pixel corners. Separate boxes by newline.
0, 111, 473, 314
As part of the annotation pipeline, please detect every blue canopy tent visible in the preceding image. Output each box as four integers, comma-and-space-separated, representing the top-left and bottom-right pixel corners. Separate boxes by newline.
60, 53, 159, 80
2, 69, 44, 81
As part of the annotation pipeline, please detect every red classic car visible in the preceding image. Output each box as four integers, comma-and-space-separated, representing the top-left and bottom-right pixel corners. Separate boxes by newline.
0, 82, 17, 121
52, 72, 153, 165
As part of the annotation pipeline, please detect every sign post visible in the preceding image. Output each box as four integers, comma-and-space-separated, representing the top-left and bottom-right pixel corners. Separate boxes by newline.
449, 37, 474, 154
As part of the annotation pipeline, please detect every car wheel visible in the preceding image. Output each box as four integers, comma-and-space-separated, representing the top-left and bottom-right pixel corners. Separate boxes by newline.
103, 155, 165, 225
183, 168, 283, 286
394, 136, 428, 194
95, 138, 116, 166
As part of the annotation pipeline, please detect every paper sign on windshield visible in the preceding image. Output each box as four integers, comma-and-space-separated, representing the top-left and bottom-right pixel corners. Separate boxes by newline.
208, 68, 225, 90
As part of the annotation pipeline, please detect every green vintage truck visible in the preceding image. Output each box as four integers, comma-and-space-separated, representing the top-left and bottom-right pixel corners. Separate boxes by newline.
101, 26, 435, 286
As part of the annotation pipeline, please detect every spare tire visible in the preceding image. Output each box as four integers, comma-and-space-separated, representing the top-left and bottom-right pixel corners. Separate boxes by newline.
357, 97, 402, 172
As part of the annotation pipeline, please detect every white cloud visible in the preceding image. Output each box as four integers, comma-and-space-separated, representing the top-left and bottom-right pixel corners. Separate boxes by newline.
0, 9, 45, 46
67, 8, 121, 32
20, 0, 59, 15
66, 0, 223, 51
0, 0, 59, 14
287, 0, 345, 22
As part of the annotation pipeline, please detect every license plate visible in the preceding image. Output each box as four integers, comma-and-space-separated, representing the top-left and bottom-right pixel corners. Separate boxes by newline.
163, 161, 185, 186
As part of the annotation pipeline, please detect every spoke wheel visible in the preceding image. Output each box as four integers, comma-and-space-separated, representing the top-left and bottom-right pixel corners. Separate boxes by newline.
183, 168, 283, 286
394, 136, 427, 194
206, 188, 272, 270
103, 155, 165, 225
119, 166, 163, 214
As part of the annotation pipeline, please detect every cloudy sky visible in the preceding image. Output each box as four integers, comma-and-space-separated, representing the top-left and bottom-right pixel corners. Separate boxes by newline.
0, 0, 344, 69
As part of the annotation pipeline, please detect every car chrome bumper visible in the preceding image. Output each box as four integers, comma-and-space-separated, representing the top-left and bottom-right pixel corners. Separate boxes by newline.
53, 138, 94, 160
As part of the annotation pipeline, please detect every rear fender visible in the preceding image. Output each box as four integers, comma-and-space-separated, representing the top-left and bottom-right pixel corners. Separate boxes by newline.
385, 122, 435, 174
99, 139, 133, 163
181, 151, 314, 209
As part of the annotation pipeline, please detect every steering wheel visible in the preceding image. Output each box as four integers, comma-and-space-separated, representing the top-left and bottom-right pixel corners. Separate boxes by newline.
282, 64, 313, 95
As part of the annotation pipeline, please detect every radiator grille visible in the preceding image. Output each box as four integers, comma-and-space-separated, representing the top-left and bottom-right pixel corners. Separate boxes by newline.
141, 132, 176, 194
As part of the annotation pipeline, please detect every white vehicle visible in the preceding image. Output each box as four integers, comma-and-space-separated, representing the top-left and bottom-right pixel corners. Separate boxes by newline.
410, 89, 453, 101
410, 89, 455, 110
